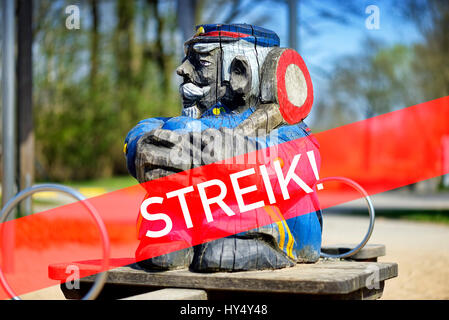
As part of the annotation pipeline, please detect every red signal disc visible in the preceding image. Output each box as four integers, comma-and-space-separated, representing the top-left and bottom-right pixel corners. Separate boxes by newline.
276, 49, 314, 124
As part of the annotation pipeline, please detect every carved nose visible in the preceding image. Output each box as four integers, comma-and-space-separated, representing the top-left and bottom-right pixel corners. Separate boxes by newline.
176, 66, 184, 77
176, 60, 192, 78
176, 63, 186, 77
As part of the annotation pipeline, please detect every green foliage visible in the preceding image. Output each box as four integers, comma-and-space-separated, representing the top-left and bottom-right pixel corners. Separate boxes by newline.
32, 0, 275, 182
312, 0, 449, 131
313, 41, 423, 131
64, 175, 136, 191
33, 0, 181, 181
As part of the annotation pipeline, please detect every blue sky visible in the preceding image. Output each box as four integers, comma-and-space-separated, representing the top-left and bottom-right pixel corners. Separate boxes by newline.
27, 0, 425, 122
220, 0, 424, 124
48, 0, 424, 95
230, 1, 423, 70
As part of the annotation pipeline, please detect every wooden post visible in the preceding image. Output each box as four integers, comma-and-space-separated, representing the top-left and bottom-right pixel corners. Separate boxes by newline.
288, 0, 298, 51
2, 0, 16, 274
17, 0, 34, 216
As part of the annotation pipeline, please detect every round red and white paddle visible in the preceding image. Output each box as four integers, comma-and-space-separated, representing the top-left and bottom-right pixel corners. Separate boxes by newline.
261, 48, 314, 124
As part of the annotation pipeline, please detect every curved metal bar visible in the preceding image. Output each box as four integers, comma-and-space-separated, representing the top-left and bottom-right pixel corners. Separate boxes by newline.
0, 184, 110, 300
318, 177, 375, 259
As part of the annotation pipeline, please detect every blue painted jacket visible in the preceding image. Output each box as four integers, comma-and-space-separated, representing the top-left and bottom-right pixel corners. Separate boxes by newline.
124, 103, 322, 262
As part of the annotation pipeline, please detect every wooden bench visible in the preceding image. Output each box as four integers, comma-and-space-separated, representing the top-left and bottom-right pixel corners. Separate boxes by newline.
48, 244, 397, 300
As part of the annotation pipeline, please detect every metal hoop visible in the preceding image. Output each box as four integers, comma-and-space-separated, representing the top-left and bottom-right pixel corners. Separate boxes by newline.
318, 177, 375, 259
0, 184, 110, 300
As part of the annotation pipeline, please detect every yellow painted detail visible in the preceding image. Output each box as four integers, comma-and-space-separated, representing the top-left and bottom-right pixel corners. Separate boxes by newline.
213, 107, 221, 115
263, 205, 286, 255
274, 206, 295, 259
123, 143, 127, 154
195, 26, 205, 36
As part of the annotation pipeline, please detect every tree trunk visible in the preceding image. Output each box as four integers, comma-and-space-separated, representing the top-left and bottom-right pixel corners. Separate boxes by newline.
115, 0, 135, 87
17, 0, 34, 216
90, 0, 100, 89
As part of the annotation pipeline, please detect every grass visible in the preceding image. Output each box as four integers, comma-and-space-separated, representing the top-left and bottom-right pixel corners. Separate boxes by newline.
43, 175, 137, 192
1, 176, 138, 217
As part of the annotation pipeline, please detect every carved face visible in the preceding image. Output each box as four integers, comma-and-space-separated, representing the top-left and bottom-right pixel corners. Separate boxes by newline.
177, 40, 265, 117
176, 45, 227, 115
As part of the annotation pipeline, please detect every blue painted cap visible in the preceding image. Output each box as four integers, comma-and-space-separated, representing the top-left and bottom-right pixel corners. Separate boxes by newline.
186, 23, 280, 47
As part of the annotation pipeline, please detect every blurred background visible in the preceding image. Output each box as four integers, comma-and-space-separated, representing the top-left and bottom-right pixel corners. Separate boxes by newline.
0, 0, 448, 299
0, 0, 447, 183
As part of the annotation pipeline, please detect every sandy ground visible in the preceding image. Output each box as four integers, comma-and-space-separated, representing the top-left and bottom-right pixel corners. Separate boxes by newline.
16, 211, 449, 300
322, 213, 449, 300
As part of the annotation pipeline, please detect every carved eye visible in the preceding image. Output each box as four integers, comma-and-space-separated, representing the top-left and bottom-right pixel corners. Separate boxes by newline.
200, 59, 211, 67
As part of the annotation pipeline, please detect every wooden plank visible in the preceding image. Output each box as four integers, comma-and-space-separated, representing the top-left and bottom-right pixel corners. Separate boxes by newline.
50, 259, 397, 296
121, 288, 207, 300
321, 244, 386, 261
205, 281, 385, 300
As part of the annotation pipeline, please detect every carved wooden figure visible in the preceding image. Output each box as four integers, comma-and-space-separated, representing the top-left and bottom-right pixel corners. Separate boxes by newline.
124, 24, 322, 272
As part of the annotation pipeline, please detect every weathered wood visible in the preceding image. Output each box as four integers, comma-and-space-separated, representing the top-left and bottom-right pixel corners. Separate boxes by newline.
260, 47, 312, 124
234, 103, 285, 136
50, 259, 397, 297
205, 281, 385, 300
121, 288, 207, 300
321, 244, 386, 261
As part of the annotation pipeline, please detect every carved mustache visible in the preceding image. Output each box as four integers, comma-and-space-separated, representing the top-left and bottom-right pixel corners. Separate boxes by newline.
179, 82, 211, 103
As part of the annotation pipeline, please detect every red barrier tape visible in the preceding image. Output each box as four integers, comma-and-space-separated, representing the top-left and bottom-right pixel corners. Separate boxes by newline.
1, 96, 448, 299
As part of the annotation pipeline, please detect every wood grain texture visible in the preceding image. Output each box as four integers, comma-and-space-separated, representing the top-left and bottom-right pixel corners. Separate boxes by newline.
50, 259, 397, 295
